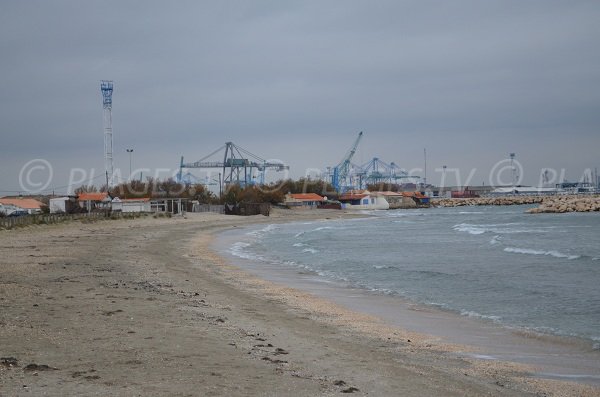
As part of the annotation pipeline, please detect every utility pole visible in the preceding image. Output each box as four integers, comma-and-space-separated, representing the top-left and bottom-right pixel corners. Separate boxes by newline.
423, 148, 427, 187
442, 165, 447, 196
126, 149, 133, 179
509, 153, 516, 187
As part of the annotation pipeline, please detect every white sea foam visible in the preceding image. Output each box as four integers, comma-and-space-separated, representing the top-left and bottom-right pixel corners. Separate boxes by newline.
503, 247, 580, 260
453, 224, 486, 235
453, 223, 559, 235
489, 235, 501, 245
468, 354, 498, 360
293, 242, 307, 247
460, 310, 502, 322
387, 212, 426, 218
372, 265, 395, 270
312, 226, 345, 232
246, 224, 278, 237
302, 247, 319, 254
459, 211, 484, 214
229, 241, 255, 260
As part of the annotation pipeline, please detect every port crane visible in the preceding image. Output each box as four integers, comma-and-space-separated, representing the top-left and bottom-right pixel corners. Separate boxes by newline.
178, 142, 289, 193
353, 157, 417, 188
331, 131, 363, 192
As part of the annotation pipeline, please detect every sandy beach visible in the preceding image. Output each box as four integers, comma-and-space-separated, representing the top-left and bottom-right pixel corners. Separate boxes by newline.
1, 210, 598, 396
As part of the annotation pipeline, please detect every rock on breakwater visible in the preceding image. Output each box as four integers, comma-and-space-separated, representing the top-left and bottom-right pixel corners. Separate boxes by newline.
433, 196, 543, 208
526, 195, 600, 213
433, 194, 600, 213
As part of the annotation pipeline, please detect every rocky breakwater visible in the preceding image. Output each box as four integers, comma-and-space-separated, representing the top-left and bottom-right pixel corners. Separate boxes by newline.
434, 196, 543, 208
526, 195, 600, 214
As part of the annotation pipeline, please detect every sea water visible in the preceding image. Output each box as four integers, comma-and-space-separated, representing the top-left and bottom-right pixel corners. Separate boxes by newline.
226, 206, 600, 348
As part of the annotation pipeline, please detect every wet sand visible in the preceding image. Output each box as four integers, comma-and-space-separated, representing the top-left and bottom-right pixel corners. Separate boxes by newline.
1, 210, 598, 396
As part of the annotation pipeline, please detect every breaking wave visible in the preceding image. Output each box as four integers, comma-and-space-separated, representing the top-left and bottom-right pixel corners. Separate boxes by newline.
246, 224, 278, 238
503, 247, 580, 260
453, 223, 558, 235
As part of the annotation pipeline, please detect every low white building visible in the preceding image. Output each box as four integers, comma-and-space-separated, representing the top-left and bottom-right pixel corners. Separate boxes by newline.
111, 197, 151, 213
491, 186, 559, 195
0, 197, 45, 214
338, 190, 390, 210
0, 203, 22, 216
50, 197, 68, 213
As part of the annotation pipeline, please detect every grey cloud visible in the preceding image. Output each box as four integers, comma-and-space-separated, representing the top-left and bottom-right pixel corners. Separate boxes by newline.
1, 1, 599, 193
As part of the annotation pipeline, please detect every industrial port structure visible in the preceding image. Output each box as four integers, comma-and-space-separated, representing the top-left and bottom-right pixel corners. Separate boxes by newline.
327, 132, 420, 192
178, 142, 289, 193
177, 133, 421, 194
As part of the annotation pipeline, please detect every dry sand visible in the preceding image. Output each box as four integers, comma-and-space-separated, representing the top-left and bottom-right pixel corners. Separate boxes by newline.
1, 209, 598, 396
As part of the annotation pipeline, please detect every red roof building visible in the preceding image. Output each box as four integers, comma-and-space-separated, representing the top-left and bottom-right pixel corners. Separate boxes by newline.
287, 193, 324, 202
284, 193, 325, 208
77, 192, 109, 202
0, 197, 45, 214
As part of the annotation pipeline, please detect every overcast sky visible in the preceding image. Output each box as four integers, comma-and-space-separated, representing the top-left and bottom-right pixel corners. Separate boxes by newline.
1, 1, 599, 194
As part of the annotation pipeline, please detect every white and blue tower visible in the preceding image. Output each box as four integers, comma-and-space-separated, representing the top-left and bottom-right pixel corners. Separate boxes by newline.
101, 80, 114, 187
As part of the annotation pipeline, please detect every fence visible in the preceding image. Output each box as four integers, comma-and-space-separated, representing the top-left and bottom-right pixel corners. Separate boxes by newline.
0, 212, 144, 230
224, 203, 270, 216
192, 204, 225, 214
191, 203, 270, 216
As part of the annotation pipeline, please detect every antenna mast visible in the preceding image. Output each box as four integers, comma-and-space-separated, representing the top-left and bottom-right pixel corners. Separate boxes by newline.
101, 80, 114, 187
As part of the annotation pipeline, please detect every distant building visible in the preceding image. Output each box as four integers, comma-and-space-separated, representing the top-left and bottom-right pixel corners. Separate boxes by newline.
49, 197, 78, 213
284, 193, 325, 209
555, 182, 595, 194
0, 203, 24, 216
78, 192, 111, 212
0, 197, 45, 214
490, 186, 558, 195
338, 190, 390, 210
372, 191, 430, 208
111, 197, 151, 213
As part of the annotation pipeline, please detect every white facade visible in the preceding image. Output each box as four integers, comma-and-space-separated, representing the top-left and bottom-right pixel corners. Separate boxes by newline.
49, 197, 69, 213
341, 194, 390, 210
491, 187, 559, 195
111, 198, 151, 213
0, 203, 22, 216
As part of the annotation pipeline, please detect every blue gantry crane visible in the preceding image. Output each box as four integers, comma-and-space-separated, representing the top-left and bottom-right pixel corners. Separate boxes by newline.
331, 131, 363, 192
353, 157, 417, 188
178, 142, 289, 193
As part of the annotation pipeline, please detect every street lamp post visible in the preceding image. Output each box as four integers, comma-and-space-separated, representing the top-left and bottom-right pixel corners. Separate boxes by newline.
442, 165, 447, 197
126, 149, 134, 180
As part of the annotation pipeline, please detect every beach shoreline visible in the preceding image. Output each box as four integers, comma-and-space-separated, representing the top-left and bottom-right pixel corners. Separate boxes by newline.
1, 209, 598, 396
214, 219, 600, 386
